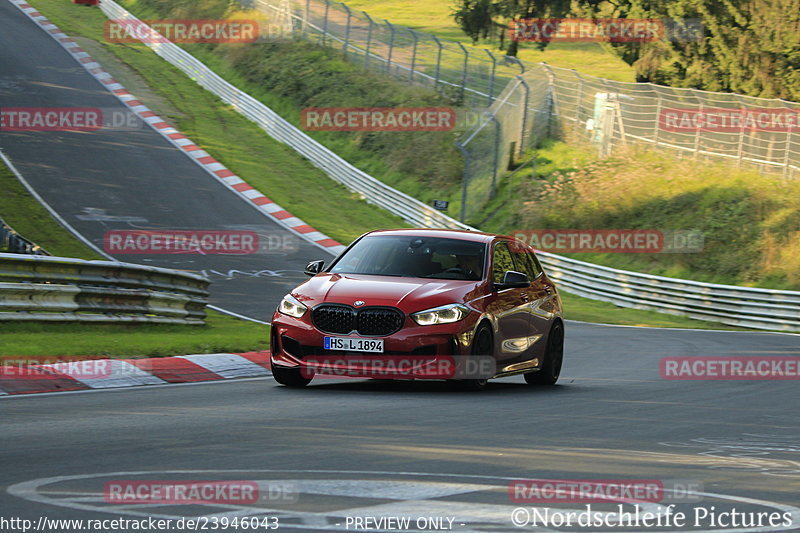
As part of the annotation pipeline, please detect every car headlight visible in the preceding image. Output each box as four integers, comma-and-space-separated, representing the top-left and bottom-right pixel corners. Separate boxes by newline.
278, 293, 307, 318
412, 303, 470, 326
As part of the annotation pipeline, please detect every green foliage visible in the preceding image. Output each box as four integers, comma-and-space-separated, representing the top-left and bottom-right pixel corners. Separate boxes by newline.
578, 0, 800, 100
452, 0, 576, 55
452, 0, 799, 99
217, 42, 464, 192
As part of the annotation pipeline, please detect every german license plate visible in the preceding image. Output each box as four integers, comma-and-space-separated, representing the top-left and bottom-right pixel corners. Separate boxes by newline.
324, 337, 384, 353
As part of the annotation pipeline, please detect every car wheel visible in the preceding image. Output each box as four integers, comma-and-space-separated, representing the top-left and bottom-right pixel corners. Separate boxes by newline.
272, 365, 312, 388
454, 322, 493, 391
524, 321, 564, 386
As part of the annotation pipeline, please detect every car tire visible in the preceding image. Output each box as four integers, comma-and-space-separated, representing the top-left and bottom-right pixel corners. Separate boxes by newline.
272, 365, 312, 388
454, 322, 493, 391
525, 321, 564, 386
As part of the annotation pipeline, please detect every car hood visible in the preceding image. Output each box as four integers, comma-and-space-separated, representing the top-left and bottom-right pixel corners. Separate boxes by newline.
294, 273, 482, 313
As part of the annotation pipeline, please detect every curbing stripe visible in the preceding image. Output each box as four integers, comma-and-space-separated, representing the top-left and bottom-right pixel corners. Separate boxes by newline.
6, 0, 345, 255
177, 353, 270, 379
39, 360, 166, 389
127, 357, 224, 383
0, 366, 90, 395
0, 352, 272, 396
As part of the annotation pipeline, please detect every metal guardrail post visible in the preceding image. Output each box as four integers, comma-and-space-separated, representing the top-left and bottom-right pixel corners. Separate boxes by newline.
432, 35, 443, 87
572, 69, 585, 138
303, 0, 311, 37
490, 113, 500, 194
385, 20, 396, 74
485, 49, 496, 106
457, 42, 469, 102
736, 94, 747, 168
692, 89, 703, 159
321, 0, 330, 46
541, 63, 556, 140
409, 29, 418, 82
455, 142, 470, 223
518, 76, 530, 158
653, 90, 663, 145
783, 121, 794, 178
363, 11, 373, 69
341, 4, 352, 56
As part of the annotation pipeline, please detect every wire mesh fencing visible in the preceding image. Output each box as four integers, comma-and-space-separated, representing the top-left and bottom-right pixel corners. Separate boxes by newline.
248, 0, 800, 222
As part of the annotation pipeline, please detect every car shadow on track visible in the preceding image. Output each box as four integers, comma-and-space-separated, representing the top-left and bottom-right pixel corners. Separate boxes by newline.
271, 377, 578, 395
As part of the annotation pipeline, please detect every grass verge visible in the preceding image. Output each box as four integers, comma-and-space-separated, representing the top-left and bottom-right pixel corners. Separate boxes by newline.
0, 312, 268, 357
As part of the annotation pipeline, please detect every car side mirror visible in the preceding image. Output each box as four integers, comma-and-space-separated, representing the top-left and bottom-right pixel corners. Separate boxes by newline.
304, 260, 325, 276
494, 270, 530, 290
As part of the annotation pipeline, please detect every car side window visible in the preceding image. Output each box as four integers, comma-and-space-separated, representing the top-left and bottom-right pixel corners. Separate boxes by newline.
511, 249, 541, 280
492, 242, 516, 283
529, 252, 543, 278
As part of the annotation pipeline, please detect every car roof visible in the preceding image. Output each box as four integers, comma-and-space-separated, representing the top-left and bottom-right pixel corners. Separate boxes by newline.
363, 228, 503, 244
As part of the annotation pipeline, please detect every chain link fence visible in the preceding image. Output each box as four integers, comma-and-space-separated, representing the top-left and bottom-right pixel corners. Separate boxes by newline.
249, 0, 525, 108
248, 0, 800, 222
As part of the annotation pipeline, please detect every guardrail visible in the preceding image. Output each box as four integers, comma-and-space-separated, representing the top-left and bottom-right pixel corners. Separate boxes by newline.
94, 3, 800, 332
0, 253, 210, 324
537, 252, 800, 332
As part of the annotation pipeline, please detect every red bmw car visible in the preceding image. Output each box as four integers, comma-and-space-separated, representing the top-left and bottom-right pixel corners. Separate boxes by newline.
270, 229, 564, 390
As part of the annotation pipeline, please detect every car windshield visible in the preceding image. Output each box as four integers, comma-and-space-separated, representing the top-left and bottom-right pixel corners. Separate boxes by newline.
330, 235, 486, 280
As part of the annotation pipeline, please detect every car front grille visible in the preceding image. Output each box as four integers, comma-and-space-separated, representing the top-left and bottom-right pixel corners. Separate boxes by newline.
312, 305, 355, 334
356, 308, 405, 335
312, 304, 404, 336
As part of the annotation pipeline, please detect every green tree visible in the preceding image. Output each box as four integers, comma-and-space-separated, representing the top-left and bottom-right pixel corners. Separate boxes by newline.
579, 0, 800, 100
452, 0, 576, 56
454, 0, 800, 100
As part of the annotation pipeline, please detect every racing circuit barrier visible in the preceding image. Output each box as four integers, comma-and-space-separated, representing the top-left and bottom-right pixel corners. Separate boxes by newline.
91, 3, 800, 332
536, 252, 800, 332
0, 253, 210, 324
